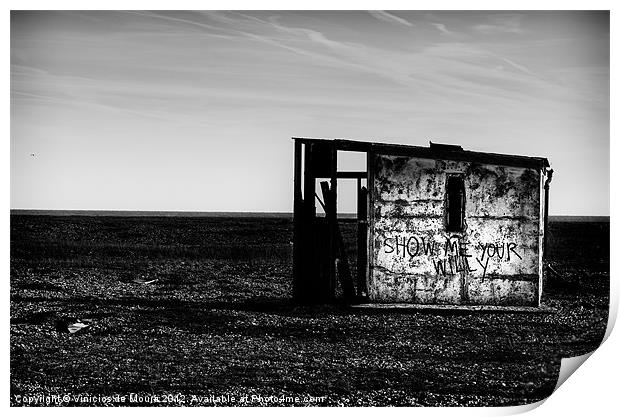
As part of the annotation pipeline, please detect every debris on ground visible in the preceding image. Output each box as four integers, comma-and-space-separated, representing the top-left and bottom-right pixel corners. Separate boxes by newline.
133, 278, 158, 285
55, 319, 93, 334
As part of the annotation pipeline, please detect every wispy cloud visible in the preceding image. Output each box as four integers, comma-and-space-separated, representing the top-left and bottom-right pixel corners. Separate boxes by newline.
472, 14, 525, 35
119, 12, 561, 105
236, 12, 353, 52
430, 22, 454, 35
499, 57, 536, 76
123, 10, 227, 35
368, 11, 414, 27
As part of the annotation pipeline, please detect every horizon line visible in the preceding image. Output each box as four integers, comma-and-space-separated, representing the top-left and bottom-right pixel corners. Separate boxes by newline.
9, 209, 611, 219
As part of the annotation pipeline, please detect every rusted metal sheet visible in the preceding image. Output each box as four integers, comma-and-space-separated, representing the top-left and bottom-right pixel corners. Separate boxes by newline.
369, 154, 543, 306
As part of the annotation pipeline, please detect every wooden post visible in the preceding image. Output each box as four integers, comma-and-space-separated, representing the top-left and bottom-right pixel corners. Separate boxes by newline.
357, 185, 368, 298
329, 143, 338, 298
292, 139, 303, 301
302, 142, 316, 303
366, 147, 374, 296
304, 143, 315, 220
543, 169, 553, 262
321, 181, 355, 301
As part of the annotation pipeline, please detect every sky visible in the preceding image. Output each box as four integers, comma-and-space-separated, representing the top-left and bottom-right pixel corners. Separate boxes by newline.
10, 10, 609, 215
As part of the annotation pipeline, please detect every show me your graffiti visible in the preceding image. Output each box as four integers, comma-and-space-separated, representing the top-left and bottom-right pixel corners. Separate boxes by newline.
382, 234, 523, 278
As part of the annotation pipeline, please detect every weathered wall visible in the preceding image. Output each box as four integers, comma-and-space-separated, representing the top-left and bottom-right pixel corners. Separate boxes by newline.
369, 154, 542, 306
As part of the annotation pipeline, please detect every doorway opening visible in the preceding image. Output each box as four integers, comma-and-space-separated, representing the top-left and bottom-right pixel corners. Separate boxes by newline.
292, 138, 369, 303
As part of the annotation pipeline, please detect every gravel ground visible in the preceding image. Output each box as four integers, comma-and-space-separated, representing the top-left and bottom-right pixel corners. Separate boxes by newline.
10, 215, 609, 407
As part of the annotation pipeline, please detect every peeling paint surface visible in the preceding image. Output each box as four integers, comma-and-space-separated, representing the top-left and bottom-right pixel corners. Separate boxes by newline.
370, 154, 542, 306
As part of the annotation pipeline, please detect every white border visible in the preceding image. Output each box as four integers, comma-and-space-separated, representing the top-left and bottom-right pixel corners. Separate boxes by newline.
4, 2, 616, 416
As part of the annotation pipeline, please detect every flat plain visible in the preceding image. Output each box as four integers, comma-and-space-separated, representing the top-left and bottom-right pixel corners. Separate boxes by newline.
10, 214, 609, 406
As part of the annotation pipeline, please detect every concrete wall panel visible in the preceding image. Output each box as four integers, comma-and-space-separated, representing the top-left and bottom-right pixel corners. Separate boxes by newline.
370, 153, 542, 306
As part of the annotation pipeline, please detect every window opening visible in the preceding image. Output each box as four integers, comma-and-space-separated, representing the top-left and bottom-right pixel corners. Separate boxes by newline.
446, 176, 465, 232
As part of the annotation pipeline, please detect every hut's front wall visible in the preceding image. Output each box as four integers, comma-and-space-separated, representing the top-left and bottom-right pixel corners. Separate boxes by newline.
369, 154, 542, 306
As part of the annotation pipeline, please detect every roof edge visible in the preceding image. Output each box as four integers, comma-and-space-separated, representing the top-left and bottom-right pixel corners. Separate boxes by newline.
292, 137, 550, 170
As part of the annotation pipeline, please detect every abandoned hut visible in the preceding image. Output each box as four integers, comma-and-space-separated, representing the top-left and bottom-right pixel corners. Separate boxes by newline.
292, 138, 553, 307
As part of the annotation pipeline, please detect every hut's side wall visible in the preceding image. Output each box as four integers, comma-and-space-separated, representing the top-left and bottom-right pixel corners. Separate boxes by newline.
369, 154, 542, 306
